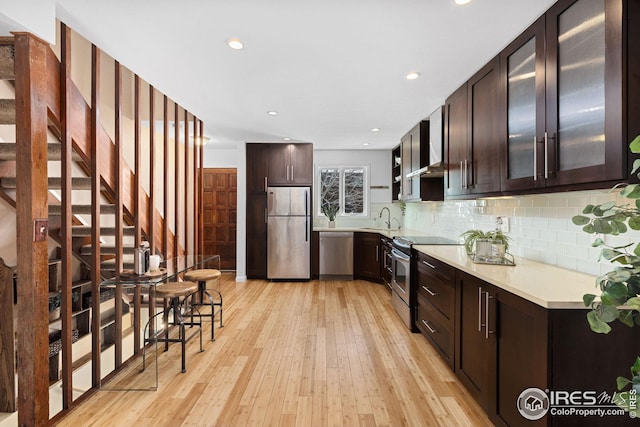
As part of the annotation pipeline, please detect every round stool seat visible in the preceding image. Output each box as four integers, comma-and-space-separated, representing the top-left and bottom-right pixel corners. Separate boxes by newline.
184, 269, 221, 282
155, 281, 198, 298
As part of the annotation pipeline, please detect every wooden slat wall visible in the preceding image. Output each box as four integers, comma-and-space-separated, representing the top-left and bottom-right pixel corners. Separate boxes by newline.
0, 258, 15, 412
14, 32, 50, 427
60, 23, 74, 409
90, 44, 102, 387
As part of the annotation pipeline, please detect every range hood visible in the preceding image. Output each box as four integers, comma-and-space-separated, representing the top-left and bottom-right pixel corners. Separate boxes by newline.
406, 106, 445, 178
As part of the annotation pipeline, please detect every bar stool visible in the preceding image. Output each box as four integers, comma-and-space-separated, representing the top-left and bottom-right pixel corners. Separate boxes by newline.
184, 269, 223, 341
142, 281, 203, 373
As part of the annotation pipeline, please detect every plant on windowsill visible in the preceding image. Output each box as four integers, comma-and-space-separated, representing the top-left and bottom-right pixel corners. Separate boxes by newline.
322, 204, 339, 228
571, 135, 640, 412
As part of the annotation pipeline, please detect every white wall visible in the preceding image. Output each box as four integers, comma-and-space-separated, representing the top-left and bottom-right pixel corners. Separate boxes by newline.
202, 147, 237, 168
0, 0, 55, 42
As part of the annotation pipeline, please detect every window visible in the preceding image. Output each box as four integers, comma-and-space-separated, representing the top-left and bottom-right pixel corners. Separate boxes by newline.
317, 166, 368, 217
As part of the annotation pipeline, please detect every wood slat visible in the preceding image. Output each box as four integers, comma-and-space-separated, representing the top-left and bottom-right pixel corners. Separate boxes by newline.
0, 258, 15, 412
56, 277, 494, 427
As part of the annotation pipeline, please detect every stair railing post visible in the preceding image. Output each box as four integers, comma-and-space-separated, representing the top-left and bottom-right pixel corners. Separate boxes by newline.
13, 32, 50, 427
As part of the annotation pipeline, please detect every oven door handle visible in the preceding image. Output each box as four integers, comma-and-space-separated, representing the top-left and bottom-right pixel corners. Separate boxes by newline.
391, 248, 410, 262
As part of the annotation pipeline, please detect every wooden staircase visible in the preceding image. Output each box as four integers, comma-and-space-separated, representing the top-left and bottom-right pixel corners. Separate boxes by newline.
0, 26, 205, 426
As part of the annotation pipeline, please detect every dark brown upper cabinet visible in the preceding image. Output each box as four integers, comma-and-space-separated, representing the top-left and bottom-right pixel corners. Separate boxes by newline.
268, 143, 313, 186
445, 57, 502, 199
502, 0, 628, 191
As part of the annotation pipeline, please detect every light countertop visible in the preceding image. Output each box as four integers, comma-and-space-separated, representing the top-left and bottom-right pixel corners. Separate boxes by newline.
313, 226, 438, 239
413, 245, 598, 310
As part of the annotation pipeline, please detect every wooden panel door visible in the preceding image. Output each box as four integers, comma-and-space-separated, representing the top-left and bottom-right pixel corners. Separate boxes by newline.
202, 168, 237, 270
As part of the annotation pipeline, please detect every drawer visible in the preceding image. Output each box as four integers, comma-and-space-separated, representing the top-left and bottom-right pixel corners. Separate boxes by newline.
415, 252, 455, 282
416, 270, 455, 320
416, 299, 453, 366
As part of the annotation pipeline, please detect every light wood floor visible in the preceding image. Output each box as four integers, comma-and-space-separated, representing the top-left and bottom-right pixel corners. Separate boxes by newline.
56, 274, 493, 427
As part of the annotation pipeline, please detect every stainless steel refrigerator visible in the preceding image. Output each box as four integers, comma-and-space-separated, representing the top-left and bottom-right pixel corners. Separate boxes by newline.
267, 186, 311, 280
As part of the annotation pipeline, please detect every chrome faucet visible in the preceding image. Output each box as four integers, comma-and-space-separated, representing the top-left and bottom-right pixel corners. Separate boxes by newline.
379, 207, 391, 229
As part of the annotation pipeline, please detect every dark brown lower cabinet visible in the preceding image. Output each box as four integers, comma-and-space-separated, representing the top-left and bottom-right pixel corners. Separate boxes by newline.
452, 270, 640, 427
353, 232, 381, 282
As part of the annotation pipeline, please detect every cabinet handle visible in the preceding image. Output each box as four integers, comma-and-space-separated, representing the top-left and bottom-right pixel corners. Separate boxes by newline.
264, 176, 268, 192
376, 245, 379, 262
533, 136, 537, 182
286, 165, 290, 181
422, 260, 436, 269
544, 132, 549, 179
485, 291, 494, 339
464, 159, 469, 188
264, 208, 268, 224
291, 165, 294, 181
460, 161, 464, 189
422, 286, 437, 296
478, 286, 483, 332
422, 319, 437, 334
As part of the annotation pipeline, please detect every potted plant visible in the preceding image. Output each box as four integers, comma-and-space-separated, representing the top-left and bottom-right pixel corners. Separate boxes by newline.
322, 204, 339, 228
461, 229, 510, 258
571, 135, 640, 411
48, 292, 61, 322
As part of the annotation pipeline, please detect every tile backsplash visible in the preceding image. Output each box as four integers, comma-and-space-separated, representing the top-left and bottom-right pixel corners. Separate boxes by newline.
401, 189, 640, 277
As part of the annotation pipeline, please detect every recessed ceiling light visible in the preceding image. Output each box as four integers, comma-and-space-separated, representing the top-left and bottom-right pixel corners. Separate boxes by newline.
370, 128, 380, 132
405, 72, 421, 80
226, 38, 244, 50
454, 0, 472, 5
267, 111, 278, 116
283, 137, 291, 141
362, 143, 370, 146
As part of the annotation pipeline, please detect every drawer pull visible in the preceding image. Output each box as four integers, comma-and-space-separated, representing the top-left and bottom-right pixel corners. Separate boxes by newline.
422, 286, 437, 296
422, 260, 436, 269
422, 319, 437, 334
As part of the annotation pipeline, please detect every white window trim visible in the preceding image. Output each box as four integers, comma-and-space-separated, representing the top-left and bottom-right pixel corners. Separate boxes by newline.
315, 165, 369, 218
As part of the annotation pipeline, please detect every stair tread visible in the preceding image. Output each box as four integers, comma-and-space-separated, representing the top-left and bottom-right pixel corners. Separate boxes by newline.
70, 226, 136, 236
49, 204, 116, 215
0, 143, 83, 161
0, 44, 14, 80
0, 177, 94, 189
80, 244, 136, 255
0, 99, 14, 125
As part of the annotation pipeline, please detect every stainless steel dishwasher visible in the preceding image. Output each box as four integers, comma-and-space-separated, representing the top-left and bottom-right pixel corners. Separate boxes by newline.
319, 231, 353, 279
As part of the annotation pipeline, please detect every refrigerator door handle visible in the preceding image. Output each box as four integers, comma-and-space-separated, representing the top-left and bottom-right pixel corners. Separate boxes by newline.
264, 208, 267, 224
304, 189, 308, 216
305, 216, 309, 242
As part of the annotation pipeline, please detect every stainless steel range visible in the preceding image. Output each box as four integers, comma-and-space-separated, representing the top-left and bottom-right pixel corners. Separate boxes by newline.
391, 236, 459, 330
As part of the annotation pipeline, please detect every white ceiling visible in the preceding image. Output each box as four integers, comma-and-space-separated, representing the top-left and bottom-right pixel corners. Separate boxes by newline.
54, 0, 555, 150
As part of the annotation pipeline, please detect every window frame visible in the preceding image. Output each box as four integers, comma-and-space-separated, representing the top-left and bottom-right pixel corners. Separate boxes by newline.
315, 165, 369, 218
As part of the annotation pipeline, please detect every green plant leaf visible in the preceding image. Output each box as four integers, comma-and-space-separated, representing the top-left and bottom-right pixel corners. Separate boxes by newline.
572, 215, 590, 226
593, 218, 613, 234
630, 135, 640, 154
599, 304, 620, 322
587, 311, 612, 334
632, 159, 640, 176
625, 297, 640, 311
635, 199, 640, 210
600, 201, 616, 211
631, 357, 640, 376
583, 224, 595, 233
606, 282, 629, 299
630, 217, 640, 230
592, 237, 605, 247
583, 204, 595, 214
614, 221, 628, 234
583, 293, 596, 307
600, 249, 622, 261
617, 376, 632, 391
618, 310, 635, 327
621, 184, 640, 199
627, 276, 640, 295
